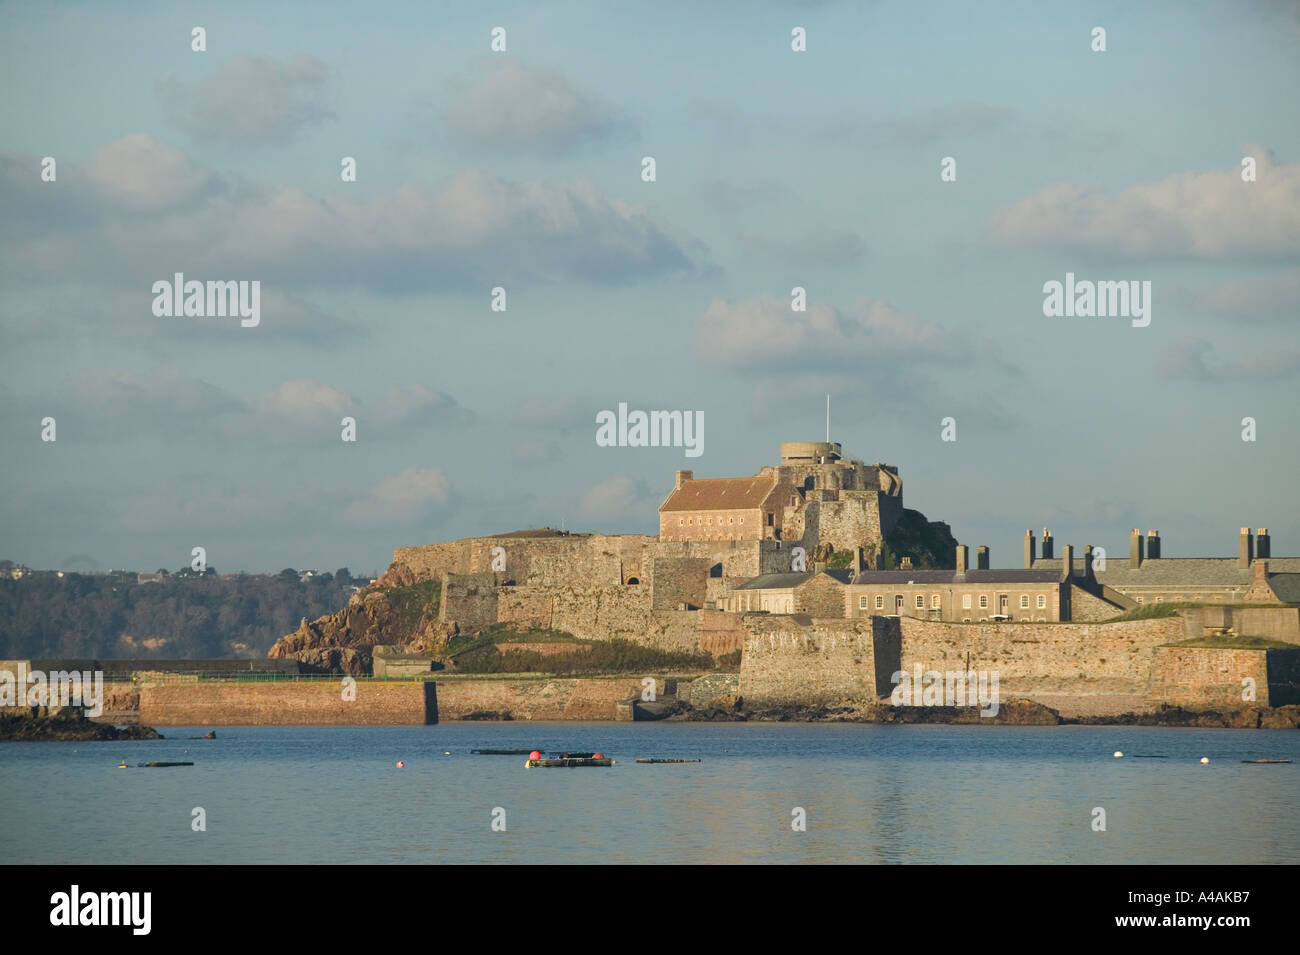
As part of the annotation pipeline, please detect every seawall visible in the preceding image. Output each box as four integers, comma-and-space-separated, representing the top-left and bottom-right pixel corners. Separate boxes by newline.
139, 680, 436, 726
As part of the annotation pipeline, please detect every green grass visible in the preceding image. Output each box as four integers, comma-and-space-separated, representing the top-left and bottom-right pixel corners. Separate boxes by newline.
452, 638, 714, 675
1166, 635, 1296, 650
374, 580, 441, 629
1102, 602, 1197, 622
1103, 601, 1287, 623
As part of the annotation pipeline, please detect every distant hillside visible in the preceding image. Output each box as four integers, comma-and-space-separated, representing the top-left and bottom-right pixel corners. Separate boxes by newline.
0, 569, 358, 659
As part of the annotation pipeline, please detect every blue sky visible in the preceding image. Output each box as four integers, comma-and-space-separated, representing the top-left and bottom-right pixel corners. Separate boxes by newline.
2, 0, 1298, 575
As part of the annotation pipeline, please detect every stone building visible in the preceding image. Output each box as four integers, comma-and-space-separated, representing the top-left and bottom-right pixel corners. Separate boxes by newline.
1026, 527, 1300, 607
658, 440, 904, 557
846, 544, 1069, 622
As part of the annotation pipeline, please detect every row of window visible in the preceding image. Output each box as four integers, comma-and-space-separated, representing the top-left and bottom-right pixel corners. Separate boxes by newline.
677, 515, 744, 527
858, 593, 1049, 610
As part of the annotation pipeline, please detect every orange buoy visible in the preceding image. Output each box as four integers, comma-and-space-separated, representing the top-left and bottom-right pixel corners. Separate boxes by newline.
396, 760, 405, 768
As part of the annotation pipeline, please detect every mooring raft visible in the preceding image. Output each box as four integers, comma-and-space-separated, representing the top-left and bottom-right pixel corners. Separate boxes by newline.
635, 758, 701, 763
135, 761, 194, 768
524, 751, 614, 768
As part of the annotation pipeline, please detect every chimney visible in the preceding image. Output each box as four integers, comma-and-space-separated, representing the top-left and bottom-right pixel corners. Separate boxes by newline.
1239, 527, 1253, 568
1146, 529, 1160, 560
1083, 545, 1096, 584
956, 544, 968, 575
1256, 528, 1270, 560
976, 546, 989, 571
852, 547, 862, 577
1024, 529, 1036, 568
899, 556, 913, 570
1060, 544, 1073, 583
1129, 529, 1144, 568
675, 470, 693, 490
1041, 529, 1054, 560
1255, 559, 1269, 586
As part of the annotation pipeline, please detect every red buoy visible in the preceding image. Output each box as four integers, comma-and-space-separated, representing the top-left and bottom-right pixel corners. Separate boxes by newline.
529, 751, 541, 761
593, 753, 603, 759
396, 761, 405, 768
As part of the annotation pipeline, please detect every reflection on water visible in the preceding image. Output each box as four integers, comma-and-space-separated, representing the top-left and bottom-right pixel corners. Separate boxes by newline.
2, 723, 1297, 864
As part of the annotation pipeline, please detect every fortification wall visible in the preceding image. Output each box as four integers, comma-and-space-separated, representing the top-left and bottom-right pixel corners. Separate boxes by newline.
795, 575, 848, 618
739, 616, 899, 705
496, 587, 556, 629
651, 557, 712, 610
439, 572, 498, 632
1147, 647, 1300, 708
139, 680, 435, 725
1181, 606, 1300, 644
898, 616, 1184, 696
435, 676, 659, 721
1068, 585, 1124, 622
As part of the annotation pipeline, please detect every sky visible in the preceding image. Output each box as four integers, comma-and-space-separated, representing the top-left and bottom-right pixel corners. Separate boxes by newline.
1, 0, 1297, 575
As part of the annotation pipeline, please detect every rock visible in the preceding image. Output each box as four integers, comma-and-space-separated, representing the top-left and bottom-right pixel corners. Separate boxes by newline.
0, 710, 162, 742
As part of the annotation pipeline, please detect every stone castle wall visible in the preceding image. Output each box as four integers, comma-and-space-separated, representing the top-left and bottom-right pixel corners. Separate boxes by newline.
739, 616, 900, 704
898, 616, 1184, 696
439, 572, 498, 632
1147, 647, 1300, 708
139, 680, 436, 725
1068, 585, 1125, 622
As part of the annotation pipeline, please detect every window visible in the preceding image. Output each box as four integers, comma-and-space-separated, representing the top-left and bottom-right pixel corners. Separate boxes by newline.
729, 517, 734, 525
915, 595, 924, 609
931, 594, 941, 609
678, 518, 683, 526
1036, 594, 1046, 609
859, 596, 868, 610
875, 595, 884, 609
688, 518, 692, 526
1020, 595, 1030, 609
739, 517, 743, 524
962, 594, 971, 609
979, 595, 988, 609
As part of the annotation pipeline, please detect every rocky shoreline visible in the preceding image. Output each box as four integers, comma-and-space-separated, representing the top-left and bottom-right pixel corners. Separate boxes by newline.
0, 708, 163, 742
669, 697, 1300, 729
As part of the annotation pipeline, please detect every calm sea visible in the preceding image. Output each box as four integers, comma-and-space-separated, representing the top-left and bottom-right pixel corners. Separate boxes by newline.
2, 723, 1297, 864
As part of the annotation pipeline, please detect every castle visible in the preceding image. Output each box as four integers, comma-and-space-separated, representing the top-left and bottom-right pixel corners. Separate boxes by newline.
291, 438, 1300, 715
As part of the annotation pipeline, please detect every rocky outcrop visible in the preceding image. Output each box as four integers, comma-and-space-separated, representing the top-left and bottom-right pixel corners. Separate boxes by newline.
1, 707, 162, 741
267, 581, 446, 673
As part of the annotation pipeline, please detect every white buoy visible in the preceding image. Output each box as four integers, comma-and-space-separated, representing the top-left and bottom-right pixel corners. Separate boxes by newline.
1200, 757, 1210, 764
1114, 751, 1123, 758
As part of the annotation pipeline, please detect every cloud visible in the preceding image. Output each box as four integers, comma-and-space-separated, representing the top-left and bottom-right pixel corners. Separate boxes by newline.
695, 294, 1020, 424
235, 380, 472, 440
577, 475, 660, 523
736, 229, 865, 267
443, 59, 632, 153
993, 146, 1300, 259
0, 139, 702, 290
0, 136, 224, 227
156, 55, 334, 145
695, 294, 958, 373
1159, 334, 1300, 380
342, 468, 451, 527
1180, 269, 1300, 320
70, 365, 243, 430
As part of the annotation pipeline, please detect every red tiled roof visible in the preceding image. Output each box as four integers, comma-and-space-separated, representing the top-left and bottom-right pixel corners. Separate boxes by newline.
660, 475, 778, 512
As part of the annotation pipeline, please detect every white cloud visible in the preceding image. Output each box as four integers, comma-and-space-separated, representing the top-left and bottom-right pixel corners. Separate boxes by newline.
343, 468, 451, 527
577, 475, 659, 523
443, 59, 631, 153
157, 55, 334, 145
0, 140, 701, 289
1182, 269, 1300, 320
993, 146, 1300, 259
